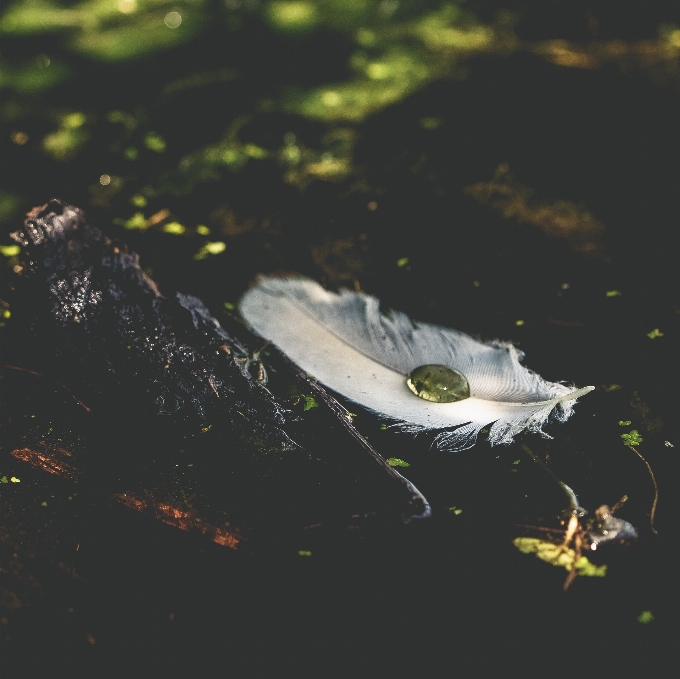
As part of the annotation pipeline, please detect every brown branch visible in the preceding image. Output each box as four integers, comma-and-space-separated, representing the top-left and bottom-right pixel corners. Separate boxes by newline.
627, 445, 659, 534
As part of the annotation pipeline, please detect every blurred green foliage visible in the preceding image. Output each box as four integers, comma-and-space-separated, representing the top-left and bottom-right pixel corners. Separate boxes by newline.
1, 0, 679, 243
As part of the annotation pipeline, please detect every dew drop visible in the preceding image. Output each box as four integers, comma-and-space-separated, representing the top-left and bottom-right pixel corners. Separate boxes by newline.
407, 364, 470, 403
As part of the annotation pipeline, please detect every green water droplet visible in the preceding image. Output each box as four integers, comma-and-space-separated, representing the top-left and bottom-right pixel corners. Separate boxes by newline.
406, 365, 470, 403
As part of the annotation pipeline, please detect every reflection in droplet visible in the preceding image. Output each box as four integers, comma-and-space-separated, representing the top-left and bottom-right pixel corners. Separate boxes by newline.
407, 364, 470, 403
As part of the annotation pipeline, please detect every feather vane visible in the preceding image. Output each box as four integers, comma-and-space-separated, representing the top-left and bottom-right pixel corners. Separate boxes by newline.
239, 277, 593, 451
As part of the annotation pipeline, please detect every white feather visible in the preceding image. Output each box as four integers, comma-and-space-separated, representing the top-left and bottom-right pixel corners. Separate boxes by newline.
239, 277, 594, 451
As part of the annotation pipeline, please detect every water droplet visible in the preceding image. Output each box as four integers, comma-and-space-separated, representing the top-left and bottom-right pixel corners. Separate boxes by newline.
407, 365, 470, 403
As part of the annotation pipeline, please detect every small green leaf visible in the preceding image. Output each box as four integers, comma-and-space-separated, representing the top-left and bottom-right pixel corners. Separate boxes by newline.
298, 550, 312, 557
386, 457, 410, 468
0, 476, 8, 483
196, 225, 211, 236
223, 302, 235, 310
515, 319, 525, 326
380, 424, 387, 430
605, 290, 622, 297
621, 430, 643, 446
41, 501, 48, 506
605, 384, 621, 392
396, 257, 409, 268
448, 506, 463, 515
647, 328, 664, 339
618, 420, 631, 426
10, 476, 20, 483
512, 459, 521, 465
303, 396, 318, 411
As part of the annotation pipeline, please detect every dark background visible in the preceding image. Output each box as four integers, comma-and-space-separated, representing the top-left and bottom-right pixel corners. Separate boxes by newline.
1, 1, 679, 675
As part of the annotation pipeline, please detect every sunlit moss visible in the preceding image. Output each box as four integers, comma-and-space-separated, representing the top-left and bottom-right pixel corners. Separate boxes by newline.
243, 143, 268, 159
194, 241, 226, 260
266, 1, 318, 32
355, 27, 376, 47
144, 132, 166, 153
666, 28, 680, 48
43, 114, 90, 160
0, 244, 21, 257
162, 221, 186, 235
120, 211, 148, 230
513, 537, 607, 577
0, 1, 94, 34
73, 12, 201, 60
290, 48, 431, 122
281, 128, 357, 188
414, 6, 492, 52
1, 0, 204, 60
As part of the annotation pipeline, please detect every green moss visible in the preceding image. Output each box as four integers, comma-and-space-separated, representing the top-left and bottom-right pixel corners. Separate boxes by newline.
621, 430, 643, 446
513, 537, 607, 577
